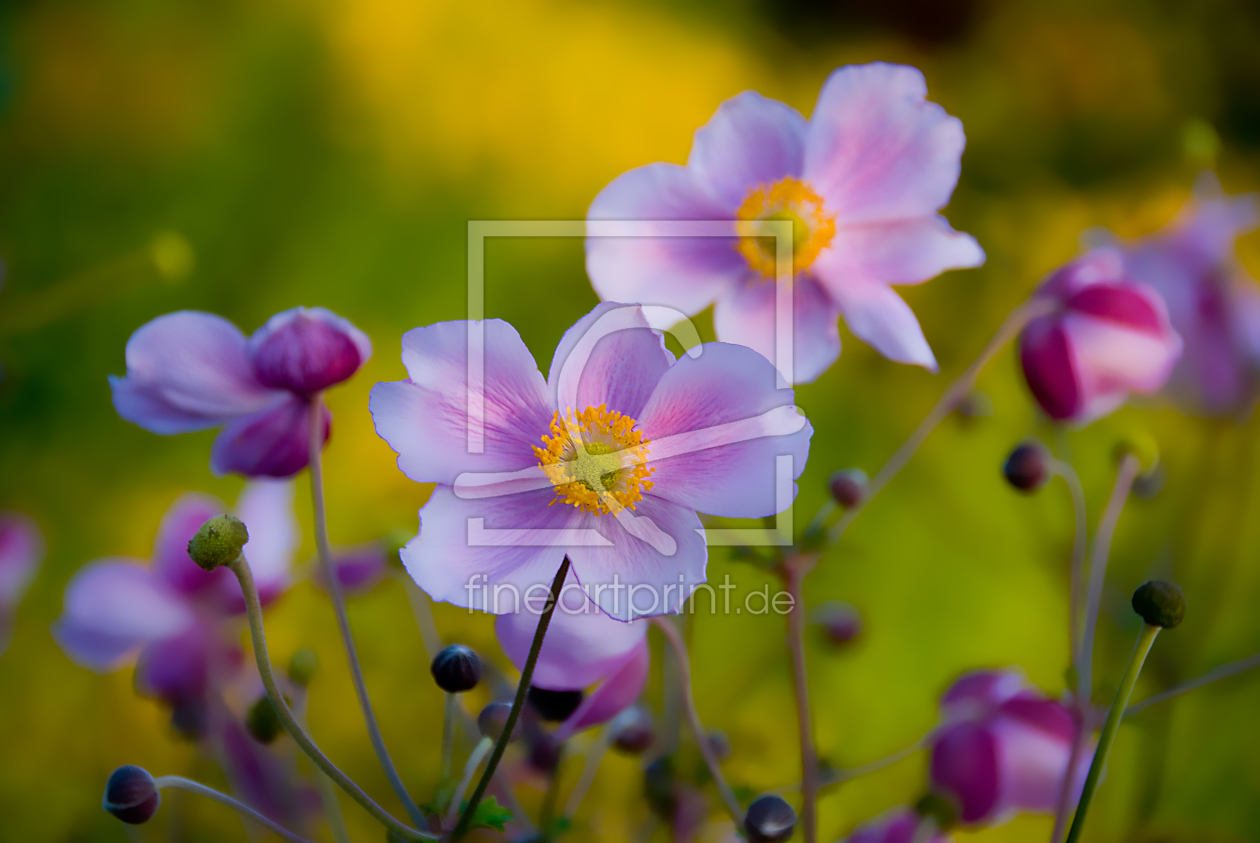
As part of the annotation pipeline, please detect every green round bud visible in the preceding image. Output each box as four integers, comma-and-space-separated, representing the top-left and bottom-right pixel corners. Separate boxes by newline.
186, 515, 249, 571
287, 648, 319, 687
245, 695, 284, 744
1131, 580, 1186, 629
1113, 430, 1159, 475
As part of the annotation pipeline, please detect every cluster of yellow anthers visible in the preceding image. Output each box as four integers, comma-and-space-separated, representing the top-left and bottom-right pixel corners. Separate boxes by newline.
534, 405, 654, 516
736, 176, 836, 280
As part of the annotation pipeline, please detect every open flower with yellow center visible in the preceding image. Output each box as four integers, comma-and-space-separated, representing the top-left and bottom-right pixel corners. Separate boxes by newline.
587, 62, 986, 384
370, 302, 813, 621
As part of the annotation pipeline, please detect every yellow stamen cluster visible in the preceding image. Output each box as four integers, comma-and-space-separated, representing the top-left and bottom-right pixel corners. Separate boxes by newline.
735, 176, 836, 280
534, 405, 654, 516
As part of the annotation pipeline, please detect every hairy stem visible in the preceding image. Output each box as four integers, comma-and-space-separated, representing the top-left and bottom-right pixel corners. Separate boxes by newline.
452, 557, 571, 840
153, 776, 314, 843
307, 396, 425, 828
227, 555, 434, 841
828, 297, 1054, 544
1064, 624, 1161, 843
784, 558, 819, 843
650, 616, 744, 825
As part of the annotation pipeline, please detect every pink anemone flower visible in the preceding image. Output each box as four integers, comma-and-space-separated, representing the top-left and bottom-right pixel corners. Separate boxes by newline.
1019, 249, 1182, 424
841, 807, 952, 843
495, 591, 649, 739
110, 307, 371, 477
927, 670, 1092, 828
53, 482, 297, 733
0, 512, 44, 655
586, 62, 985, 384
369, 302, 812, 621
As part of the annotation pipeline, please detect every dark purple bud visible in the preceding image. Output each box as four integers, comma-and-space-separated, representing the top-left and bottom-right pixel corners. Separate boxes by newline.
1002, 440, 1051, 492
103, 765, 161, 825
431, 645, 482, 693
186, 514, 249, 571
246, 695, 283, 744
828, 469, 868, 509
611, 706, 654, 754
478, 702, 517, 742
744, 794, 796, 843
812, 600, 862, 646
1132, 580, 1186, 629
248, 307, 372, 395
169, 700, 207, 740
527, 729, 562, 773
707, 729, 732, 761
527, 686, 584, 722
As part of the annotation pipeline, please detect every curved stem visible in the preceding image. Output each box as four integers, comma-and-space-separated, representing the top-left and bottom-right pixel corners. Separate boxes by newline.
452, 556, 571, 840
1125, 651, 1260, 717
307, 396, 426, 828
1079, 453, 1141, 700
1064, 624, 1161, 843
313, 770, 352, 843
227, 555, 435, 841
563, 726, 616, 819
829, 297, 1054, 544
1051, 459, 1088, 667
538, 742, 565, 837
814, 740, 924, 792
783, 558, 819, 843
1049, 704, 1089, 843
444, 737, 493, 828
650, 616, 744, 825
153, 776, 314, 843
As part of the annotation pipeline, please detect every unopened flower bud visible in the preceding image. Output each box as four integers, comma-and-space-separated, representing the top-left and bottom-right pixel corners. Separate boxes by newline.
643, 757, 676, 820
1131, 580, 1186, 629
1113, 430, 1159, 475
1132, 463, 1165, 500
744, 794, 796, 843
478, 702, 517, 742
1002, 440, 1051, 492
611, 706, 654, 754
103, 765, 161, 825
527, 729, 562, 772
287, 648, 319, 687
828, 469, 868, 509
527, 686, 584, 722
812, 600, 862, 645
430, 644, 482, 693
186, 515, 248, 571
246, 695, 284, 744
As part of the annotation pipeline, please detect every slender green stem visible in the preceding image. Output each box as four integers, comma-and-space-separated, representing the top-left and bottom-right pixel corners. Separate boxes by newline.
313, 770, 352, 843
650, 616, 744, 825
538, 743, 565, 837
444, 737, 493, 828
307, 396, 426, 828
783, 558, 819, 843
1125, 650, 1260, 717
153, 776, 313, 843
1064, 624, 1161, 843
452, 556, 571, 840
563, 725, 616, 819
1050, 459, 1088, 666
441, 693, 457, 781
814, 740, 925, 792
226, 555, 435, 841
828, 297, 1055, 544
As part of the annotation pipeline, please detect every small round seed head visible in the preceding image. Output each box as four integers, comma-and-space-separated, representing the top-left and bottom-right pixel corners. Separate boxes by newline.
477, 702, 517, 742
744, 794, 796, 843
245, 696, 283, 744
527, 686, 584, 722
610, 706, 655, 754
1002, 440, 1051, 492
1131, 580, 1187, 629
186, 515, 249, 571
430, 644, 482, 693
812, 600, 863, 645
287, 648, 319, 687
1113, 430, 1160, 474
103, 765, 161, 825
828, 469, 868, 509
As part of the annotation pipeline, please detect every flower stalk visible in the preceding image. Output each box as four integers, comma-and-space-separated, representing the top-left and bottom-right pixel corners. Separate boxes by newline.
153, 776, 313, 843
783, 555, 820, 843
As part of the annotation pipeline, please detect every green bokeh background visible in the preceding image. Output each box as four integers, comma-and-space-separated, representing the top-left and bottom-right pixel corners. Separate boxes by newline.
2, 0, 1259, 840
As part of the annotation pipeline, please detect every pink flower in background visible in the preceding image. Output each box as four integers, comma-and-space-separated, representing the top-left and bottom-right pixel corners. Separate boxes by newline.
0, 512, 44, 655
587, 62, 984, 383
1019, 249, 1182, 424
1120, 176, 1260, 415
841, 807, 951, 843
313, 542, 390, 595
495, 593, 649, 739
370, 302, 811, 621
927, 670, 1092, 827
53, 482, 297, 733
111, 307, 372, 477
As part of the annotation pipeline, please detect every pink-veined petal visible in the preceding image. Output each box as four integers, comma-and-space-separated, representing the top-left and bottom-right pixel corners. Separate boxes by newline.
687, 90, 808, 209
495, 596, 647, 689
815, 216, 984, 287
248, 306, 372, 394
930, 721, 1001, 825
712, 274, 842, 385
370, 319, 552, 486
1063, 311, 1182, 421
557, 642, 650, 738
804, 63, 966, 224
232, 480, 299, 601
211, 395, 329, 479
828, 277, 938, 370
151, 493, 234, 597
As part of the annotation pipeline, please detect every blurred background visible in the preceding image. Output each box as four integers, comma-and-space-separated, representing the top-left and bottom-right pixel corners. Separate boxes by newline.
2, 0, 1259, 840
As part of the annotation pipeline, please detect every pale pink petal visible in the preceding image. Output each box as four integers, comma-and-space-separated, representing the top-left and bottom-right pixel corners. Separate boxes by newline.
110, 311, 285, 434
587, 163, 748, 320
1019, 317, 1082, 421
827, 277, 938, 370
687, 90, 807, 209
636, 342, 811, 517
990, 714, 1077, 816
930, 721, 1000, 824
0, 512, 43, 608
565, 495, 708, 621
815, 216, 984, 286
495, 596, 647, 689
400, 485, 576, 613
1063, 311, 1182, 422
370, 319, 552, 486
53, 560, 194, 671
211, 395, 329, 479
547, 302, 673, 419
712, 274, 842, 385
557, 643, 650, 738
233, 480, 299, 598
248, 306, 372, 394
151, 493, 234, 597
804, 63, 966, 224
